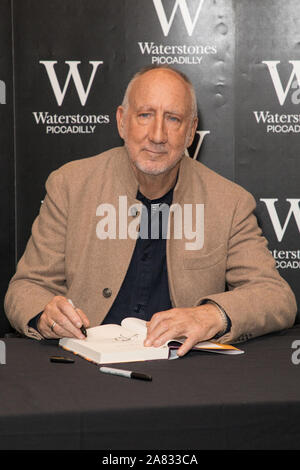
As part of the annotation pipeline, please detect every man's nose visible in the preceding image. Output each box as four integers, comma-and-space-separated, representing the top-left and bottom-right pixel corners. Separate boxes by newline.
148, 116, 167, 144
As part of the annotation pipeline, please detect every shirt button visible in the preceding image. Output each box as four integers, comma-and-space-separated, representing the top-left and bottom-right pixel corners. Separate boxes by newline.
102, 288, 112, 298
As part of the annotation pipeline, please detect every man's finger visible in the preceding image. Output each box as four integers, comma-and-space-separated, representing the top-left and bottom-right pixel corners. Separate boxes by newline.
45, 319, 65, 339
58, 298, 85, 329
144, 317, 173, 346
146, 328, 180, 348
74, 308, 90, 328
49, 318, 85, 339
146, 310, 173, 335
48, 299, 87, 338
176, 336, 198, 357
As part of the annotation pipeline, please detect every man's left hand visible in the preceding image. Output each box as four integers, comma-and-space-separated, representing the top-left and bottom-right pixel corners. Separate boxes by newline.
144, 304, 225, 356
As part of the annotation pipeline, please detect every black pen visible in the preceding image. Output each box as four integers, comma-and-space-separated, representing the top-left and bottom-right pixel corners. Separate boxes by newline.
80, 324, 87, 337
100, 366, 152, 381
50, 356, 75, 363
68, 298, 87, 337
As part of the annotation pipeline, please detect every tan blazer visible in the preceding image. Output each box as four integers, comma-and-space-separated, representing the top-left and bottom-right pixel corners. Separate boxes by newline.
4, 146, 297, 343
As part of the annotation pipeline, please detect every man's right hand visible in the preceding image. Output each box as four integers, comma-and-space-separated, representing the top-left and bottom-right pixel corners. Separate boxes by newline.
37, 296, 90, 339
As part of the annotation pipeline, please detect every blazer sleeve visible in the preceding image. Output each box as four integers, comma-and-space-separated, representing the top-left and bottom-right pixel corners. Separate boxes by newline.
4, 170, 68, 339
198, 190, 297, 344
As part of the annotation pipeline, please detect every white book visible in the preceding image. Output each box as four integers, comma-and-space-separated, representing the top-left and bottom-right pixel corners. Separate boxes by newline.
59, 317, 243, 364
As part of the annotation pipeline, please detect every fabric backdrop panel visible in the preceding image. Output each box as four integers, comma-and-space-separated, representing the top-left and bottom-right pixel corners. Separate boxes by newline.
235, 0, 300, 320
13, 0, 126, 258
0, 0, 14, 336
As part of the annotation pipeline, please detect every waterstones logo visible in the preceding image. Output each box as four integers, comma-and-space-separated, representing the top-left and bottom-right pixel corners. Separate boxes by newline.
261, 198, 300, 270
253, 61, 300, 134
138, 41, 216, 65
186, 130, 210, 160
153, 0, 205, 37
263, 61, 300, 106
40, 60, 103, 106
138, 0, 217, 65
34, 60, 109, 135
261, 198, 300, 242
33, 111, 109, 135
0, 80, 6, 104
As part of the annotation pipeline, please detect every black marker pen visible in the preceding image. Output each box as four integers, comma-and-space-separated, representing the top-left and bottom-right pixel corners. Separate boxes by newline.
100, 366, 152, 381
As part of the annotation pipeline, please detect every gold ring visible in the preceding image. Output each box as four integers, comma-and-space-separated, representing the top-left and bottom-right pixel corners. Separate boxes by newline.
50, 321, 56, 332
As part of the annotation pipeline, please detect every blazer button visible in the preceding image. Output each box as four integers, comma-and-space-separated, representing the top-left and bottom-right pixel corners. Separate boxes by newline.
130, 206, 140, 217
102, 288, 112, 298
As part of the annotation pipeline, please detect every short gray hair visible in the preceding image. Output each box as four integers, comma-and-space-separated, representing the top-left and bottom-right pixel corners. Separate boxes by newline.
121, 65, 198, 119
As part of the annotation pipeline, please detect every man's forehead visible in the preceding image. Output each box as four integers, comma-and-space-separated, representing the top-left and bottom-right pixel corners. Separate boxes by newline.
128, 69, 192, 112
131, 69, 189, 93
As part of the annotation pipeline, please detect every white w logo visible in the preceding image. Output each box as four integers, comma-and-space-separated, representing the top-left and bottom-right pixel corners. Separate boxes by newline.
153, 0, 205, 36
40, 60, 103, 106
260, 198, 300, 242
262, 61, 300, 106
185, 130, 210, 160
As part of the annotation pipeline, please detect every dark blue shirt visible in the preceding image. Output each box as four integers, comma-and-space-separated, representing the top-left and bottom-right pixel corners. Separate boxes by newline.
102, 187, 174, 325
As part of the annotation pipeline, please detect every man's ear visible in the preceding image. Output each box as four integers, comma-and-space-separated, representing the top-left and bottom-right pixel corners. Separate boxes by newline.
116, 106, 125, 139
187, 117, 198, 148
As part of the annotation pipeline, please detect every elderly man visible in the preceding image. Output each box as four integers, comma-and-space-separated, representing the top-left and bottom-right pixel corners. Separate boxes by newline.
4, 66, 297, 356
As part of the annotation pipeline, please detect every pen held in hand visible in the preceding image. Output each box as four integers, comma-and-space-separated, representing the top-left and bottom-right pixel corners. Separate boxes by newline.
67, 298, 87, 337
80, 324, 87, 337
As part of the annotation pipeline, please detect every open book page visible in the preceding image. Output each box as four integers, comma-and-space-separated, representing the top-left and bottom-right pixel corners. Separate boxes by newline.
85, 323, 144, 342
121, 317, 148, 337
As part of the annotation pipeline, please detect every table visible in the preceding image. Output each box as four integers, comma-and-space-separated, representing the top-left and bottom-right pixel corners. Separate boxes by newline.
1, 325, 300, 450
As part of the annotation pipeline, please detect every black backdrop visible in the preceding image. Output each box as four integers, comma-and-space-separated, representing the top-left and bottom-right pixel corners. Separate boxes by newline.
0, 0, 299, 335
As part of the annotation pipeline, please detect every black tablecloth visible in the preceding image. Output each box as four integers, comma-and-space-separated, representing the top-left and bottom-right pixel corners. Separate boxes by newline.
1, 325, 300, 450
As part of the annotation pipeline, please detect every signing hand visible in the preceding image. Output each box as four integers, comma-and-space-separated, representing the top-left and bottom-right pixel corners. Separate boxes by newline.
37, 296, 90, 339
144, 304, 225, 356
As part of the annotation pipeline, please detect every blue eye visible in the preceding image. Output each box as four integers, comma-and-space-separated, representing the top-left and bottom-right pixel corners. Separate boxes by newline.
167, 115, 180, 123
